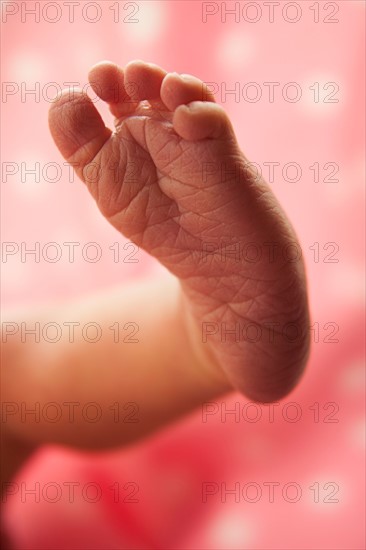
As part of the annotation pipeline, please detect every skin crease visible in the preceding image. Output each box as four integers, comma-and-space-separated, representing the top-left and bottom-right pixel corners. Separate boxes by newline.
1, 60, 310, 548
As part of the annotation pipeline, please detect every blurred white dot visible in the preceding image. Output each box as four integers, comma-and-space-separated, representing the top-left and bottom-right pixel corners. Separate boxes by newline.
351, 0, 365, 7
73, 42, 105, 71
323, 156, 365, 205
123, 1, 165, 44
327, 265, 365, 304
208, 511, 254, 547
300, 75, 344, 117
338, 360, 365, 392
350, 418, 365, 449
217, 30, 256, 70
1, 261, 29, 289
10, 52, 46, 81
9, 152, 51, 199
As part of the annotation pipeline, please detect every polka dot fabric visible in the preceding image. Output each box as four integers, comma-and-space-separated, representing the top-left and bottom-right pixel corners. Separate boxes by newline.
1, 1, 365, 548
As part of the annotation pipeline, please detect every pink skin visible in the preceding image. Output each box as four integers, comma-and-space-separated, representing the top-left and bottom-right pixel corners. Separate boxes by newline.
48, 60, 310, 402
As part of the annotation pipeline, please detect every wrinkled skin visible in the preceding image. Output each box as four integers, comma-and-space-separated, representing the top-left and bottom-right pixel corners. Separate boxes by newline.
48, 60, 310, 401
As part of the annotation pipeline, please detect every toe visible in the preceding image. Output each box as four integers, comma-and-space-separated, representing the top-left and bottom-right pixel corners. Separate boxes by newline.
173, 101, 234, 141
48, 90, 111, 178
88, 61, 139, 118
161, 72, 216, 112
124, 60, 167, 104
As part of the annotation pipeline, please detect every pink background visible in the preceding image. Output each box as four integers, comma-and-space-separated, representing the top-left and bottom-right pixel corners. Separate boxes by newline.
1, 1, 365, 548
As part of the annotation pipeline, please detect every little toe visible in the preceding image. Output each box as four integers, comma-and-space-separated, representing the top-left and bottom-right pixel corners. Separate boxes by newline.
173, 101, 234, 141
161, 73, 216, 112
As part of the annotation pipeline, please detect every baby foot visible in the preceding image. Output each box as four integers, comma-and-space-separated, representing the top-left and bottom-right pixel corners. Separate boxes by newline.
49, 60, 310, 402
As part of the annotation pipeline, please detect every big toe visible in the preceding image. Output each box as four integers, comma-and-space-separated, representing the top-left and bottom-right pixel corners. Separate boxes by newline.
48, 89, 112, 180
